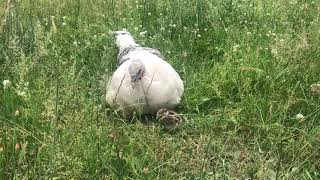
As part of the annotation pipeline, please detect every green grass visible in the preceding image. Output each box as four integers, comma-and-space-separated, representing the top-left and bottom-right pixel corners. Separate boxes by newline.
1, 0, 320, 179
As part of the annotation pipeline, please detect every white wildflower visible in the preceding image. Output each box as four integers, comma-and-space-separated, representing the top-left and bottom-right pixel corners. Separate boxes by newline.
73, 41, 78, 45
289, 0, 298, 5
171, 24, 176, 28
62, 16, 67, 20
139, 31, 147, 37
232, 44, 240, 52
197, 34, 201, 38
62, 22, 66, 26
296, 113, 305, 120
15, 109, 20, 117
310, 82, 320, 93
204, 28, 208, 31
147, 12, 151, 16
17, 91, 26, 98
182, 51, 187, 58
266, 30, 271, 37
271, 48, 278, 56
3, 80, 11, 89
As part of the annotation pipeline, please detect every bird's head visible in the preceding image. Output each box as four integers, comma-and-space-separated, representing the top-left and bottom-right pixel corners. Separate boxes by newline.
113, 30, 138, 49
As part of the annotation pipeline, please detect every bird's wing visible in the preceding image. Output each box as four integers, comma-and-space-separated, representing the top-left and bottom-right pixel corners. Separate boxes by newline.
141, 47, 166, 60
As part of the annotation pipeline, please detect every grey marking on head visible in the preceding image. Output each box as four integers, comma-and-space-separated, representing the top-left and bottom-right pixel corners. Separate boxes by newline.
143, 48, 165, 60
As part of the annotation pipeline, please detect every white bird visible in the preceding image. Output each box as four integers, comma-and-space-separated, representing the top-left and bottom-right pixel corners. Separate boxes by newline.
105, 31, 184, 117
